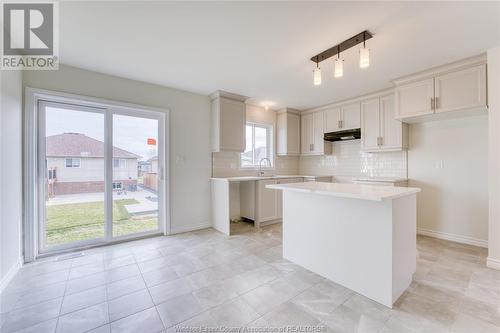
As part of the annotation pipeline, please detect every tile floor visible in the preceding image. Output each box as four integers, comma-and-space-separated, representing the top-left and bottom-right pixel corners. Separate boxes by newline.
1, 223, 500, 333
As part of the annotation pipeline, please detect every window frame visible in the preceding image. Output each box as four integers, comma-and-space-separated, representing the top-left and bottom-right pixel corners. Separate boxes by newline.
113, 158, 126, 169
240, 122, 274, 169
65, 158, 81, 168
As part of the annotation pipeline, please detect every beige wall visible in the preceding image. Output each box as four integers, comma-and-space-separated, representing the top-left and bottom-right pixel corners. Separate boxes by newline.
488, 47, 500, 269
408, 115, 488, 247
47, 157, 137, 182
1, 70, 23, 287
24, 65, 211, 234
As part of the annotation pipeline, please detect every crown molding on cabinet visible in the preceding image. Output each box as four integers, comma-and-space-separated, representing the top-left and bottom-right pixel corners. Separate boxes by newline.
302, 87, 395, 115
209, 90, 248, 102
392, 53, 486, 86
276, 107, 301, 115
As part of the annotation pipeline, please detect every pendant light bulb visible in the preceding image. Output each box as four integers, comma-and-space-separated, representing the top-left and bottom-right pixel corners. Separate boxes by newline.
359, 34, 370, 69
334, 59, 344, 78
359, 46, 370, 69
313, 63, 322, 86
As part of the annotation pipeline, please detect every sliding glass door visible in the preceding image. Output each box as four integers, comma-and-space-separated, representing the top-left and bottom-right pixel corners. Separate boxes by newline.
38, 100, 165, 253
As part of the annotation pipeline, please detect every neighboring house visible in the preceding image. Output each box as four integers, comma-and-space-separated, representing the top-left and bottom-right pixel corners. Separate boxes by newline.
46, 133, 140, 195
143, 156, 158, 191
137, 161, 151, 176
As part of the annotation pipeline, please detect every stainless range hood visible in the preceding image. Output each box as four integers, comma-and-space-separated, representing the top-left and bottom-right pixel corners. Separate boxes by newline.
324, 128, 361, 142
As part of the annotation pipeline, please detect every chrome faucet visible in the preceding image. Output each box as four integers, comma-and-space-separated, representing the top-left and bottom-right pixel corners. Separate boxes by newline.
258, 158, 271, 176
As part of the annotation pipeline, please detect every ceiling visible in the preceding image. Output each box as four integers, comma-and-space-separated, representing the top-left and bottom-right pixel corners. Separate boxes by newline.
59, 1, 500, 110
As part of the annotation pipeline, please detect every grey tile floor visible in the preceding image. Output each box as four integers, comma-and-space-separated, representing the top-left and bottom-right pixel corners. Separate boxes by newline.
1, 223, 499, 333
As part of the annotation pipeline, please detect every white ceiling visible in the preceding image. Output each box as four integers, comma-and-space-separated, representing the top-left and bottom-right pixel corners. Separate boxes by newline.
59, 1, 500, 110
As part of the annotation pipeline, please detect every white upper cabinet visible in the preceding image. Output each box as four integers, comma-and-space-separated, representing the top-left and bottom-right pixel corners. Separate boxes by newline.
324, 108, 341, 132
395, 78, 434, 119
394, 56, 487, 122
434, 64, 486, 114
341, 103, 361, 130
361, 93, 408, 152
276, 109, 300, 156
301, 112, 331, 155
210, 91, 247, 152
361, 98, 380, 151
324, 103, 360, 132
380, 94, 408, 150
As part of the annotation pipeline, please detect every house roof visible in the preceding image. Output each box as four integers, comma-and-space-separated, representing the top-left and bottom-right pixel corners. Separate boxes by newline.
46, 133, 140, 158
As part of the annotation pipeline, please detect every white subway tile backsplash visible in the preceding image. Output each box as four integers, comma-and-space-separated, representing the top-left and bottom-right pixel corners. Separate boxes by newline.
212, 140, 406, 179
298, 140, 407, 179
212, 151, 299, 177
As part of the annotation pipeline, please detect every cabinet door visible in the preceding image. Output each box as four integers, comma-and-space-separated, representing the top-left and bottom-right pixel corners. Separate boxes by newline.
324, 108, 341, 133
219, 98, 246, 151
287, 113, 301, 155
435, 64, 487, 114
361, 98, 380, 151
380, 94, 404, 150
257, 179, 279, 223
395, 78, 434, 118
301, 114, 313, 154
312, 112, 325, 153
341, 103, 361, 130
276, 113, 287, 156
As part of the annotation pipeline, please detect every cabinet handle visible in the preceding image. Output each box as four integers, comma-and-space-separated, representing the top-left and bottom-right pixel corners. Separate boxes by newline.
338, 120, 342, 128
379, 137, 383, 146
431, 97, 435, 110
435, 97, 439, 109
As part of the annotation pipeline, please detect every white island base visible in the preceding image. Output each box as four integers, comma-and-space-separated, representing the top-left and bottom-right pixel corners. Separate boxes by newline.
267, 182, 421, 308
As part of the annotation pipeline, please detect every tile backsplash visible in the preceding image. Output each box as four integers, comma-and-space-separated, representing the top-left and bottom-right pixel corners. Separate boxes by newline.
298, 140, 407, 180
212, 140, 407, 180
212, 151, 299, 177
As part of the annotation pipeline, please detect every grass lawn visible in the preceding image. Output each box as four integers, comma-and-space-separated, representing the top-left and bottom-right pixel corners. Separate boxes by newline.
46, 199, 158, 246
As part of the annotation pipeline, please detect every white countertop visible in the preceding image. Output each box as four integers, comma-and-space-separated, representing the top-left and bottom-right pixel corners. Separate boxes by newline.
210, 175, 330, 182
352, 177, 408, 182
266, 182, 421, 201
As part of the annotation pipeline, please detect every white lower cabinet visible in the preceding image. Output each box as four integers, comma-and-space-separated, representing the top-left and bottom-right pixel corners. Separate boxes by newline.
255, 177, 304, 226
256, 179, 280, 224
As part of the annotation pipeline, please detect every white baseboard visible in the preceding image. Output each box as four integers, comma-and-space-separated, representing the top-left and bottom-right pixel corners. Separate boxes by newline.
487, 257, 500, 270
417, 228, 488, 248
0, 257, 23, 294
170, 221, 211, 235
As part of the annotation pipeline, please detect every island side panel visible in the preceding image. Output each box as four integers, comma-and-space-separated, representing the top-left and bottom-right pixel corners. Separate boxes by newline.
392, 193, 417, 303
282, 190, 394, 307
210, 179, 230, 235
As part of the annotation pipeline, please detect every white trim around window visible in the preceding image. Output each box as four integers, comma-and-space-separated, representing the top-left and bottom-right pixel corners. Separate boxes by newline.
240, 122, 274, 169
24, 87, 171, 262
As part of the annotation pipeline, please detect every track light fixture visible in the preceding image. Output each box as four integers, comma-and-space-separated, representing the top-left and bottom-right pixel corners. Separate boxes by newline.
310, 30, 372, 85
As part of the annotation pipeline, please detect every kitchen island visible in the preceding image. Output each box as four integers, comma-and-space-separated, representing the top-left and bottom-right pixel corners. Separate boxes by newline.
266, 182, 421, 308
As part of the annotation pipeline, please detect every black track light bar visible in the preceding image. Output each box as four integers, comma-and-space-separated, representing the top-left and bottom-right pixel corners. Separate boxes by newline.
311, 30, 373, 64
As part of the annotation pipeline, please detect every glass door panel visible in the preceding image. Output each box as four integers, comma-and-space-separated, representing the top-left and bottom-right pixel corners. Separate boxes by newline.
112, 114, 160, 237
42, 102, 105, 249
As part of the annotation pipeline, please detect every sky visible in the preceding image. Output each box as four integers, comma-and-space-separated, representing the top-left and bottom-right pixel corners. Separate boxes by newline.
46, 107, 158, 161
